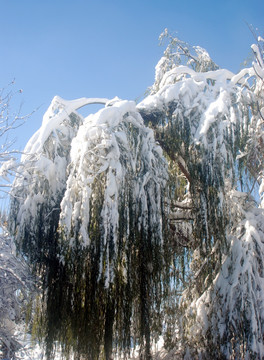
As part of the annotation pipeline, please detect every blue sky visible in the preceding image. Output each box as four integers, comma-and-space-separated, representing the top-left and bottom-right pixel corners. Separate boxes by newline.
0, 0, 263, 149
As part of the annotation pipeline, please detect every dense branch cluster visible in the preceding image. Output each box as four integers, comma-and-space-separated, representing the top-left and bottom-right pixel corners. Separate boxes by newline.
0, 229, 35, 358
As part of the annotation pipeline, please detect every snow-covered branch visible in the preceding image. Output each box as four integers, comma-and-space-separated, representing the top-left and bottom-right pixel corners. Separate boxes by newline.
22, 95, 111, 156
0, 230, 36, 358
0, 82, 33, 194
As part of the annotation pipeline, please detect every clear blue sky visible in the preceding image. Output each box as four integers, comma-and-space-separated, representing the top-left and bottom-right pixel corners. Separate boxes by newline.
0, 0, 263, 149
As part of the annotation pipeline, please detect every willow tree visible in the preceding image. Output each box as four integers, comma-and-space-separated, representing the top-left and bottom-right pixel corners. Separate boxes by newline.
140, 31, 264, 359
9, 97, 169, 360
9, 31, 264, 359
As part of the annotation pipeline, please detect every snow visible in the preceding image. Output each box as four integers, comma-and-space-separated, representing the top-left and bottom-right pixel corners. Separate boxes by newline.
59, 99, 166, 257
0, 158, 17, 182
184, 190, 264, 358
260, 179, 264, 201
195, 87, 229, 139
0, 232, 35, 359
251, 44, 264, 69
11, 94, 167, 291
138, 62, 252, 148
23, 96, 110, 157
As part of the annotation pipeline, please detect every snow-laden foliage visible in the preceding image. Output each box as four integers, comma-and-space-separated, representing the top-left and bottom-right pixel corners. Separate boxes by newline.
9, 31, 264, 360
179, 190, 264, 359
0, 230, 34, 358
138, 32, 264, 359
250, 36, 264, 208
151, 28, 219, 95
10, 96, 83, 268
10, 97, 168, 359
138, 38, 254, 257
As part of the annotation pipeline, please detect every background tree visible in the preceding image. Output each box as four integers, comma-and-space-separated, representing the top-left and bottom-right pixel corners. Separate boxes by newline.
0, 227, 35, 359
0, 82, 29, 195
0, 82, 35, 359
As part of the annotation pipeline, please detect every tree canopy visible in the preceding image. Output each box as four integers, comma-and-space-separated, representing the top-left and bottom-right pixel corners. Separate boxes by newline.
8, 32, 264, 359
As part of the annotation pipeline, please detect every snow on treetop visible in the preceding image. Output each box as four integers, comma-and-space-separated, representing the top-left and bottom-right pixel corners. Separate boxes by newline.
138, 63, 254, 144
59, 98, 166, 252
22, 95, 111, 158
